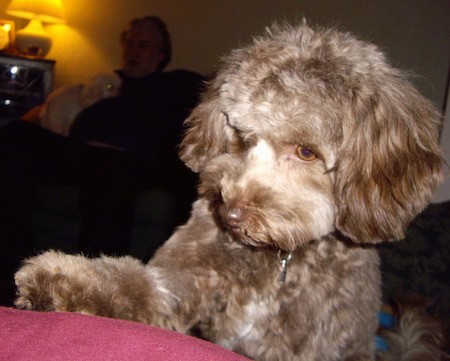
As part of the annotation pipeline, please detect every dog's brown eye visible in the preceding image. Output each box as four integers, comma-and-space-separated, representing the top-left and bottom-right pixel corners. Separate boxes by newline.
295, 146, 317, 161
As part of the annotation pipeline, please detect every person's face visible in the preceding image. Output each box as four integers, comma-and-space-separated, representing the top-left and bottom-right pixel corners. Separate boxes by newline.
121, 24, 165, 77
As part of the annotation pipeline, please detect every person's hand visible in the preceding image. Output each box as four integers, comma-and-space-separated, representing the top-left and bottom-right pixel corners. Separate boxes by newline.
21, 105, 43, 124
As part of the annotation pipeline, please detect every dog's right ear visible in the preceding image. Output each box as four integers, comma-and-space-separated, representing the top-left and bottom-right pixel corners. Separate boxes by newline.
179, 83, 234, 173
335, 74, 444, 244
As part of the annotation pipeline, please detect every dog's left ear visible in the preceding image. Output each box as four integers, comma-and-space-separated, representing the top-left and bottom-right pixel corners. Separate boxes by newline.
179, 80, 236, 173
335, 74, 444, 243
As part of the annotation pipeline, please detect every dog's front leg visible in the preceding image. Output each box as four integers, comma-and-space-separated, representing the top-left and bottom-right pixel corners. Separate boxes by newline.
14, 250, 187, 331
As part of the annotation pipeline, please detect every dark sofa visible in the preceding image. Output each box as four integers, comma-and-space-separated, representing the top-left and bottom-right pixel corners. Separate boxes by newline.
377, 200, 450, 337
31, 185, 188, 262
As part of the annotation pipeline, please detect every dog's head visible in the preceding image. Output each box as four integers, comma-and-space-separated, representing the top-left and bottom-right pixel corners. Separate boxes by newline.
80, 72, 122, 107
180, 22, 443, 249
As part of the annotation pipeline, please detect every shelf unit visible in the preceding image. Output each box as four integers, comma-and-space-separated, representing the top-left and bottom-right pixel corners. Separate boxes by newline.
0, 53, 55, 124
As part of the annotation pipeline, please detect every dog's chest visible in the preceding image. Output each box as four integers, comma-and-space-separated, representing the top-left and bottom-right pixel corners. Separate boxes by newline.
205, 251, 308, 348
212, 282, 281, 350
204, 240, 380, 358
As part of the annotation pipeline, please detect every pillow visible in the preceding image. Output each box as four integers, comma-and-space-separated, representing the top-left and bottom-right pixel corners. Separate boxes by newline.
0, 306, 252, 361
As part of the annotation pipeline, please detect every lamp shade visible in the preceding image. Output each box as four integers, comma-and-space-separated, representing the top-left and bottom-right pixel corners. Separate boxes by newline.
5, 0, 66, 57
6, 0, 66, 24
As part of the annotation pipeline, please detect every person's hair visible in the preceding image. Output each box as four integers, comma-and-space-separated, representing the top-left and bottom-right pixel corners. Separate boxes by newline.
120, 16, 172, 71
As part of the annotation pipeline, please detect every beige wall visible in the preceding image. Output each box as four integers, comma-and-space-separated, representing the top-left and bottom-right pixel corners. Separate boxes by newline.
0, 1, 448, 104
1, 0, 449, 200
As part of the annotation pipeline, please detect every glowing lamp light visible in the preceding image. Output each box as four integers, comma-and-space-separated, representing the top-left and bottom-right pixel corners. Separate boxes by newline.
2, 23, 12, 32
6, 0, 66, 58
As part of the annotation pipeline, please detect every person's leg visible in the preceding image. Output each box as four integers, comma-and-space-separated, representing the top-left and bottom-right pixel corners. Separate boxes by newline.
0, 120, 86, 305
0, 122, 159, 262
0, 136, 35, 306
78, 148, 154, 258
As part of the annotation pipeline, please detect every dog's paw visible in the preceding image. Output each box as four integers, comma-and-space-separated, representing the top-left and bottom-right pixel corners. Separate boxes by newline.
14, 250, 93, 311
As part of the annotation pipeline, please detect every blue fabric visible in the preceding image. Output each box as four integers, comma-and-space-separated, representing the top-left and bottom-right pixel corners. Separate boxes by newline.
375, 310, 395, 353
375, 335, 389, 353
378, 310, 395, 328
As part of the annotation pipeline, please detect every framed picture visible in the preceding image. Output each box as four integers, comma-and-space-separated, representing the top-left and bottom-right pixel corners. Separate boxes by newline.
0, 20, 15, 52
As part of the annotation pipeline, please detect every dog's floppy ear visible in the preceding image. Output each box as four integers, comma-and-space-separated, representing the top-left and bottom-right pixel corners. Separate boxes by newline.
179, 80, 235, 173
335, 74, 444, 243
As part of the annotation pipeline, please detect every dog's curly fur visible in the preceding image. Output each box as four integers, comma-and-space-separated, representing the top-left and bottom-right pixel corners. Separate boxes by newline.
379, 300, 448, 361
40, 72, 122, 136
15, 22, 444, 360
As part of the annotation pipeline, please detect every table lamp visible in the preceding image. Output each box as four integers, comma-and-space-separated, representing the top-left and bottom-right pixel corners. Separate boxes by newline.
5, 0, 66, 58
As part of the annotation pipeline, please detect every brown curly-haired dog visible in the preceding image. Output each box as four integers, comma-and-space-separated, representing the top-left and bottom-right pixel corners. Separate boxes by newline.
15, 22, 444, 361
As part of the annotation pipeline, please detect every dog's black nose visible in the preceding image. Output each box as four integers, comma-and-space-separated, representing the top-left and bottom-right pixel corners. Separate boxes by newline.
227, 208, 245, 227
219, 204, 246, 228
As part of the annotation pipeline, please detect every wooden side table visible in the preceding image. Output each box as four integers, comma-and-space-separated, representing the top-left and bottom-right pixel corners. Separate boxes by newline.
0, 54, 55, 124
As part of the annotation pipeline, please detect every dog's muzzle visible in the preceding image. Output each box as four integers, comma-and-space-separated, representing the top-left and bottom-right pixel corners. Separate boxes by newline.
217, 202, 268, 248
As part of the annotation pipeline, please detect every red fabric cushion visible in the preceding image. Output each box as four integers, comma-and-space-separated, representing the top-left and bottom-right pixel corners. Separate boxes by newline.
0, 307, 252, 360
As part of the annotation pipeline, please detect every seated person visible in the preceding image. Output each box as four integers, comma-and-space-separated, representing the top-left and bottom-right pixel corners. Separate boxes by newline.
0, 16, 204, 306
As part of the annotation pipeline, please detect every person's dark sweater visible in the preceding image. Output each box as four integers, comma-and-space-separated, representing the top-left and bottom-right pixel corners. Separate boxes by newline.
70, 69, 205, 165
